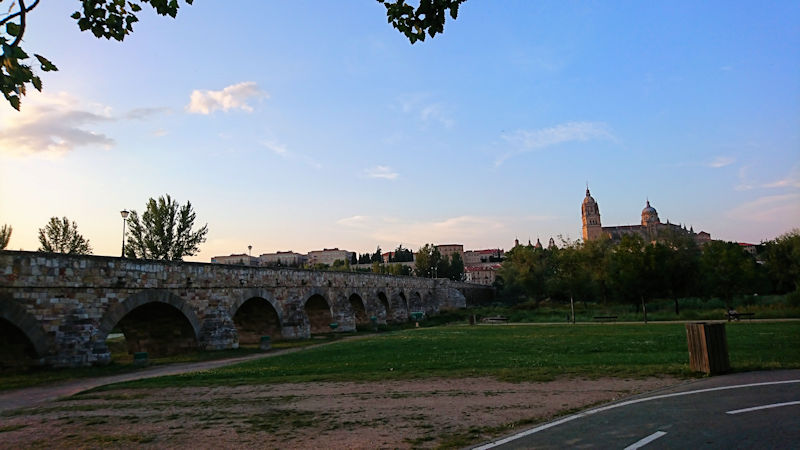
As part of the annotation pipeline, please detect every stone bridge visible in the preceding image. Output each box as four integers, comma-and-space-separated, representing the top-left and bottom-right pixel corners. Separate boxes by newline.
0, 251, 493, 368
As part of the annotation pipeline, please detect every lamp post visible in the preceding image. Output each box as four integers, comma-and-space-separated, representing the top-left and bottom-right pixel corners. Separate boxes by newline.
120, 210, 129, 257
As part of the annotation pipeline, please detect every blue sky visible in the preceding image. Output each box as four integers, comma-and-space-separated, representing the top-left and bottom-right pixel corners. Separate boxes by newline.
1, 1, 798, 261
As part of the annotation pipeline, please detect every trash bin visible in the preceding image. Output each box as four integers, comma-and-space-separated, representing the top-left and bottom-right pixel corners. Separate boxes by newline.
133, 351, 149, 367
259, 336, 271, 351
685, 322, 730, 375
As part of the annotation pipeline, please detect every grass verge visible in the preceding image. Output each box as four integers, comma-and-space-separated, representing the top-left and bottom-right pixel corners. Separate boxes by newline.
96, 321, 800, 390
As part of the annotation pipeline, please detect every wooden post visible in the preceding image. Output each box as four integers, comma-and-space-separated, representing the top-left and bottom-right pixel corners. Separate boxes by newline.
686, 322, 730, 375
570, 296, 575, 324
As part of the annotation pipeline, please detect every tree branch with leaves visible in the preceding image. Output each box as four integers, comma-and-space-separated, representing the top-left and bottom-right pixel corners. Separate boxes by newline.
1, 0, 466, 110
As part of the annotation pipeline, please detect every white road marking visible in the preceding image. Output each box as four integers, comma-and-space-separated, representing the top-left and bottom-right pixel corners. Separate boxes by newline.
726, 400, 800, 415
473, 379, 800, 449
623, 431, 667, 450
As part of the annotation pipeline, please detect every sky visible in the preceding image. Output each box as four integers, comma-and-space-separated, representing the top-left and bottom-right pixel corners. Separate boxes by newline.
0, 1, 798, 261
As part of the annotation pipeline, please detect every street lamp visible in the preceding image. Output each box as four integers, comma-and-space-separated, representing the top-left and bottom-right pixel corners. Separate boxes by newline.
120, 210, 129, 257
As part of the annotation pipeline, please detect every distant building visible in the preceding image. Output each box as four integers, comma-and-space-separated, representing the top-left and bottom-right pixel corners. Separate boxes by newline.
435, 244, 464, 262
465, 264, 501, 285
307, 248, 355, 266
581, 187, 710, 244
464, 249, 504, 265
211, 253, 259, 266
738, 243, 758, 257
259, 251, 307, 267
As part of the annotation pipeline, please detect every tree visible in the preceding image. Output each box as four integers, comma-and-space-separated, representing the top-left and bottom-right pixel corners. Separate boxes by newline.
378, 0, 466, 44
447, 252, 465, 281
390, 244, 414, 262
124, 194, 208, 261
0, 224, 11, 249
699, 240, 759, 307
358, 252, 372, 265
2, 0, 465, 110
370, 245, 383, 263
762, 229, 800, 294
413, 243, 442, 277
37, 217, 92, 254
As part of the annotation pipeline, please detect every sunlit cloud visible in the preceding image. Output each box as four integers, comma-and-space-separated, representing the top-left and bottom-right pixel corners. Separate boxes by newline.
336, 215, 370, 228
495, 121, 614, 166
186, 81, 266, 115
152, 129, 168, 137
364, 165, 399, 180
0, 92, 114, 157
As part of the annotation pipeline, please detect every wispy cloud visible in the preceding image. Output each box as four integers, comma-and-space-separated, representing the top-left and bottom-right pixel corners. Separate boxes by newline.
727, 193, 800, 223
363, 165, 399, 180
124, 107, 171, 120
186, 82, 266, 115
261, 140, 322, 169
707, 156, 736, 168
0, 92, 114, 157
336, 215, 508, 248
763, 166, 800, 189
495, 121, 614, 166
398, 94, 454, 129
152, 129, 168, 137
736, 165, 800, 191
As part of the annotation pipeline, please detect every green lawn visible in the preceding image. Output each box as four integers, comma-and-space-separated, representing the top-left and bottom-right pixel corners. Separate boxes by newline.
102, 321, 800, 390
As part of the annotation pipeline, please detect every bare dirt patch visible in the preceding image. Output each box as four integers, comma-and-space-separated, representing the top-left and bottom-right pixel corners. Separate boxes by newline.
1, 376, 678, 448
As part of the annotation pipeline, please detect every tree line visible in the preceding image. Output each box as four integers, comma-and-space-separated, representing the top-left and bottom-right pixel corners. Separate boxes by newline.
497, 229, 800, 310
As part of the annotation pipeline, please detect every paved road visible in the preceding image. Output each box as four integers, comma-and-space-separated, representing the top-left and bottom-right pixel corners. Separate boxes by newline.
474, 370, 800, 449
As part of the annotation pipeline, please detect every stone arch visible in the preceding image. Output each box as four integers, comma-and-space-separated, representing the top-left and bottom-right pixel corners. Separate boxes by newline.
398, 291, 409, 314
347, 293, 368, 326
0, 299, 51, 367
232, 294, 283, 344
377, 291, 391, 314
98, 290, 201, 357
408, 291, 424, 312
304, 293, 333, 334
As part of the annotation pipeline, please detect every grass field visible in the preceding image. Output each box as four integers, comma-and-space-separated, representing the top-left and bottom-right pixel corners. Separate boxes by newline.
99, 321, 800, 390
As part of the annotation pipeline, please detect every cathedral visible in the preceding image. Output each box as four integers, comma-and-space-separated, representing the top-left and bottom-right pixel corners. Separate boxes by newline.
581, 188, 711, 244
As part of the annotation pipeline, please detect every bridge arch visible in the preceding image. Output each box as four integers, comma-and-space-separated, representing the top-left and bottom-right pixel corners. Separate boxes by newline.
304, 292, 333, 334
376, 291, 391, 322
347, 292, 368, 326
231, 290, 284, 343
0, 299, 51, 366
98, 290, 201, 357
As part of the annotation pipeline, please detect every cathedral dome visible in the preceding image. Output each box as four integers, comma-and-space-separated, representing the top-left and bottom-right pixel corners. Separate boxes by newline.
641, 200, 660, 226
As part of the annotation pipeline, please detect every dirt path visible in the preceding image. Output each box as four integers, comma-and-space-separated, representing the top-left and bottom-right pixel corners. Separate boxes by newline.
0, 346, 312, 413
1, 376, 681, 448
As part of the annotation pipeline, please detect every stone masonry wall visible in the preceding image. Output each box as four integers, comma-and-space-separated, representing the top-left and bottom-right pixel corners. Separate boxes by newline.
0, 251, 493, 368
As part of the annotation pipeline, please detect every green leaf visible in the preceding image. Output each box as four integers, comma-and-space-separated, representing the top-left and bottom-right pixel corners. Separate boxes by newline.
9, 95, 20, 111
31, 76, 42, 91
6, 22, 20, 37
71, 12, 81, 20
34, 54, 58, 72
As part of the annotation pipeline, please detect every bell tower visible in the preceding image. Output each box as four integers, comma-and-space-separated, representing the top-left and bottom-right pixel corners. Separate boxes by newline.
582, 187, 603, 241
